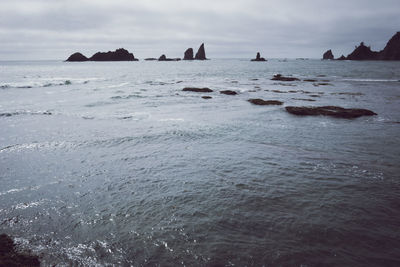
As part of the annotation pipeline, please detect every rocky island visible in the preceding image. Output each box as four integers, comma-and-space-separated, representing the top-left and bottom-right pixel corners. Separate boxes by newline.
251, 52, 267, 61
323, 31, 400, 60
66, 48, 138, 61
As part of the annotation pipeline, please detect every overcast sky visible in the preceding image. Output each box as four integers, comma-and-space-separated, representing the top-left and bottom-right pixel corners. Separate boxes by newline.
1, 0, 399, 60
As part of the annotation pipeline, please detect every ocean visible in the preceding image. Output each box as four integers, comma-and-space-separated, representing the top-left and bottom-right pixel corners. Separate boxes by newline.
1, 59, 400, 266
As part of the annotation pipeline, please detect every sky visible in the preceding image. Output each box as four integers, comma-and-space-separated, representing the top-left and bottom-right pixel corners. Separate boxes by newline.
1, 0, 399, 60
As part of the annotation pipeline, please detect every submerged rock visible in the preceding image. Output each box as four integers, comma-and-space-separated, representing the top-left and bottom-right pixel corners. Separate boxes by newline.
0, 234, 40, 267
144, 58, 157, 61
285, 106, 377, 118
248, 99, 283, 105
66, 52, 88, 62
322, 50, 334, 60
182, 87, 213, 93
183, 48, 194, 60
202, 96, 212, 99
251, 52, 267, 61
90, 48, 138, 61
158, 55, 181, 61
271, 74, 300, 82
220, 90, 238, 95
195, 43, 207, 60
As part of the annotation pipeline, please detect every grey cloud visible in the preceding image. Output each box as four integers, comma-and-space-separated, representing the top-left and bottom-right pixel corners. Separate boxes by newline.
0, 0, 399, 60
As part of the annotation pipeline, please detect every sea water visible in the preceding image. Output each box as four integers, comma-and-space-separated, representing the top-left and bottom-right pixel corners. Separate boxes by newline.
0, 59, 400, 266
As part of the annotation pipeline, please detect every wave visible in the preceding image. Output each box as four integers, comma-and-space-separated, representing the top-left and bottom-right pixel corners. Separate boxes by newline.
342, 78, 400, 82
0, 77, 100, 89
0, 110, 52, 117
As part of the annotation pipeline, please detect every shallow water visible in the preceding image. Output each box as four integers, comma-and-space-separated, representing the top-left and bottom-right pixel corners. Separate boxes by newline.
1, 59, 400, 266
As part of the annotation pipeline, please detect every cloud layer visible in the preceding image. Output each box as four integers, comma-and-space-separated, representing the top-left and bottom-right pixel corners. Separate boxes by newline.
1, 0, 399, 59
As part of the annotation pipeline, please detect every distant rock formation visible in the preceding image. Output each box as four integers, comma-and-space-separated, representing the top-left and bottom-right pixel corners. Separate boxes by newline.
322, 50, 334, 60
66, 48, 138, 62
90, 48, 138, 61
379, 32, 400, 60
195, 43, 207, 60
158, 55, 181, 61
285, 106, 377, 118
144, 58, 157, 61
251, 52, 267, 61
66, 52, 88, 62
183, 48, 194, 60
326, 31, 400, 60
346, 42, 379, 60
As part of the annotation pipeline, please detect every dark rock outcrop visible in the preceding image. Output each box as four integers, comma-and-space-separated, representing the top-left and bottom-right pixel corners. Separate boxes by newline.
66, 52, 88, 62
182, 87, 213, 93
285, 106, 377, 118
158, 55, 181, 61
183, 48, 194, 60
66, 48, 138, 62
346, 42, 379, 60
90, 48, 138, 61
328, 31, 400, 60
0, 234, 40, 267
202, 96, 212, 99
195, 43, 207, 60
248, 99, 283, 105
271, 74, 300, 82
220, 90, 238, 95
144, 58, 157, 61
379, 32, 400, 60
251, 52, 267, 61
322, 50, 334, 60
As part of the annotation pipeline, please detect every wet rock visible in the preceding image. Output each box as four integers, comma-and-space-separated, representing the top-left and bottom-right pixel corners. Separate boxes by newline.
251, 52, 267, 61
66, 52, 88, 62
183, 48, 194, 60
202, 96, 212, 99
271, 74, 300, 82
323, 49, 334, 60
248, 99, 283, 105
89, 48, 138, 61
195, 43, 207, 60
182, 87, 213, 93
220, 90, 238, 95
292, 98, 317, 102
285, 106, 377, 118
0, 234, 40, 267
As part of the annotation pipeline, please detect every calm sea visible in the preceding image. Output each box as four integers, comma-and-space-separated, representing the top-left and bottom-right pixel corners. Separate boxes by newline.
1, 59, 400, 266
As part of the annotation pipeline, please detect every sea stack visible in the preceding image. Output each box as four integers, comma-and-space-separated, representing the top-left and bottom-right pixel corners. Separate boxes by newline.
66, 48, 138, 61
322, 50, 334, 60
251, 52, 267, 61
195, 43, 207, 60
158, 55, 181, 61
346, 42, 379, 60
379, 32, 400, 60
89, 48, 138, 61
66, 52, 88, 62
183, 48, 194, 60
